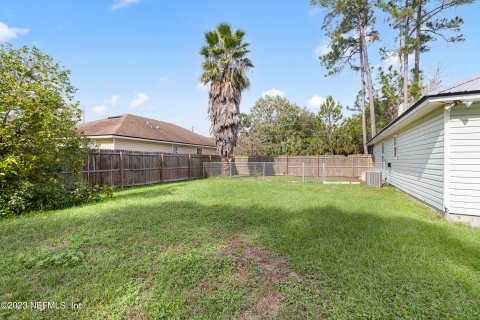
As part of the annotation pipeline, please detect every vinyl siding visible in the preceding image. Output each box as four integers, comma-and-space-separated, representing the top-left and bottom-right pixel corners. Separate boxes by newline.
449, 103, 480, 216
373, 108, 444, 211
94, 137, 217, 155
373, 143, 383, 170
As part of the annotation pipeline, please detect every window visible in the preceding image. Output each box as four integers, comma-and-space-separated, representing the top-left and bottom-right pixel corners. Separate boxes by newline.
196, 147, 202, 155
381, 143, 385, 169
172, 145, 178, 154
393, 136, 398, 159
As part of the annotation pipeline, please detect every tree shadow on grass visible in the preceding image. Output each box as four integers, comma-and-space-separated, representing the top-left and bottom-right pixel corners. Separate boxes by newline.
2, 193, 480, 319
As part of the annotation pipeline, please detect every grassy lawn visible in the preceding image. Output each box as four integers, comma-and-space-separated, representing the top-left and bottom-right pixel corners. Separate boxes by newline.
1, 178, 479, 319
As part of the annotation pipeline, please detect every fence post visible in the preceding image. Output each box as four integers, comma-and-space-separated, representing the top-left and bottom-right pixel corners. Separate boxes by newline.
322, 162, 325, 184
352, 155, 355, 179
119, 151, 125, 188
110, 155, 113, 186
188, 154, 192, 180
263, 162, 266, 179
230, 162, 232, 177
160, 153, 164, 182
302, 162, 305, 184
286, 155, 289, 176
317, 154, 320, 179
87, 152, 90, 185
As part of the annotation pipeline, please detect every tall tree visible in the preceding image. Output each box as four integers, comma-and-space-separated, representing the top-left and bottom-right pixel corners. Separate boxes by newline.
0, 44, 88, 213
200, 23, 253, 162
411, 0, 473, 96
311, 0, 379, 138
380, 0, 474, 103
317, 96, 343, 142
315, 96, 344, 154
248, 96, 314, 155
378, 66, 403, 121
359, 41, 369, 154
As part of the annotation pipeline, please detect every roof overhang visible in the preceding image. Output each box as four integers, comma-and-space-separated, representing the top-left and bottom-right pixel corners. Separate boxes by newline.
84, 134, 216, 148
367, 92, 480, 146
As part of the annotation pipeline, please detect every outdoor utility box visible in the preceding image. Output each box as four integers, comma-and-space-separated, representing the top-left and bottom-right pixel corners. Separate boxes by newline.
365, 171, 383, 188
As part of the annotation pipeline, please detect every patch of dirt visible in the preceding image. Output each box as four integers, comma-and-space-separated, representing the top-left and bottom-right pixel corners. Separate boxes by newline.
184, 234, 304, 318
79, 243, 93, 249
226, 234, 303, 284
188, 238, 204, 246
167, 243, 185, 253
123, 306, 147, 320
46, 238, 68, 248
240, 293, 282, 320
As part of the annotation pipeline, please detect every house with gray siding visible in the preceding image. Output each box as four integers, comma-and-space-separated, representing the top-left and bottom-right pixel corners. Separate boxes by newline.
368, 76, 480, 227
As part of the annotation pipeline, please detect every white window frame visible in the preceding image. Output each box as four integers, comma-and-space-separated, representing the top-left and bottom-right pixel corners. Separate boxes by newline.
196, 147, 202, 155
172, 145, 178, 154
393, 135, 398, 159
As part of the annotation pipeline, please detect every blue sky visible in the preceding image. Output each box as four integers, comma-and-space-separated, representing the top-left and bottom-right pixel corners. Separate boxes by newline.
1, 0, 479, 136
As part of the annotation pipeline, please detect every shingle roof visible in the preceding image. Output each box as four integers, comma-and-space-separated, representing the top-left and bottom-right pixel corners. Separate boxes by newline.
429, 75, 480, 95
76, 114, 216, 147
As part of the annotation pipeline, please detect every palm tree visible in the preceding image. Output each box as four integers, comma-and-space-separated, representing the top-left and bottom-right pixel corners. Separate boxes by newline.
200, 23, 253, 163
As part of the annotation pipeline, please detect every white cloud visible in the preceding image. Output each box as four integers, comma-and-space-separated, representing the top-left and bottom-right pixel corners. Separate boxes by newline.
315, 44, 331, 57
262, 88, 285, 98
92, 105, 107, 115
307, 95, 326, 109
0, 22, 29, 42
197, 82, 208, 91
111, 0, 141, 10
158, 76, 168, 83
383, 51, 414, 70
129, 91, 149, 108
110, 95, 119, 106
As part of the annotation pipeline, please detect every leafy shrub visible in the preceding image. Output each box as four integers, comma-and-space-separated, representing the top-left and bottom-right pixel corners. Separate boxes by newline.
0, 178, 114, 216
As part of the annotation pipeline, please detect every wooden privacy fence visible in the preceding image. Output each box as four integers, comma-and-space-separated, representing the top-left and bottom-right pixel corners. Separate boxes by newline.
234, 155, 374, 178
76, 149, 220, 188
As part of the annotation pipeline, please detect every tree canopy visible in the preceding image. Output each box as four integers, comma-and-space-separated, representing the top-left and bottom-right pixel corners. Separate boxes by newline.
237, 95, 363, 156
0, 44, 89, 214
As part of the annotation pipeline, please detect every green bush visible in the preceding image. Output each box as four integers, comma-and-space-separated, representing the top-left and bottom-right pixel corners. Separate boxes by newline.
0, 179, 114, 216
0, 44, 105, 217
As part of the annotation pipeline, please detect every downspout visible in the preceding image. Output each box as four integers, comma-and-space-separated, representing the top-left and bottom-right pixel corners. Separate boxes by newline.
442, 106, 450, 218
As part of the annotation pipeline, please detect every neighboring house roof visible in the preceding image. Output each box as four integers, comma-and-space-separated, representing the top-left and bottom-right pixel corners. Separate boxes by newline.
367, 75, 480, 146
76, 114, 216, 147
428, 75, 480, 95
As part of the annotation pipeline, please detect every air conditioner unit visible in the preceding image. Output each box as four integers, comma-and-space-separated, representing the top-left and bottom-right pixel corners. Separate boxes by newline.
365, 171, 382, 188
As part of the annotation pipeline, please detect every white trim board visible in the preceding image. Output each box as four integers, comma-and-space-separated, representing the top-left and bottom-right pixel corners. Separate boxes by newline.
85, 134, 216, 148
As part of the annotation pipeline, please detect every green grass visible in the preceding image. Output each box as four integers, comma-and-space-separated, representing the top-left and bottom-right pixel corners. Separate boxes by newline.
1, 178, 479, 319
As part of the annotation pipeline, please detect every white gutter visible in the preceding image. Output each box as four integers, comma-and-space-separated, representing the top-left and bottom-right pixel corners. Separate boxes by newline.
85, 134, 216, 148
